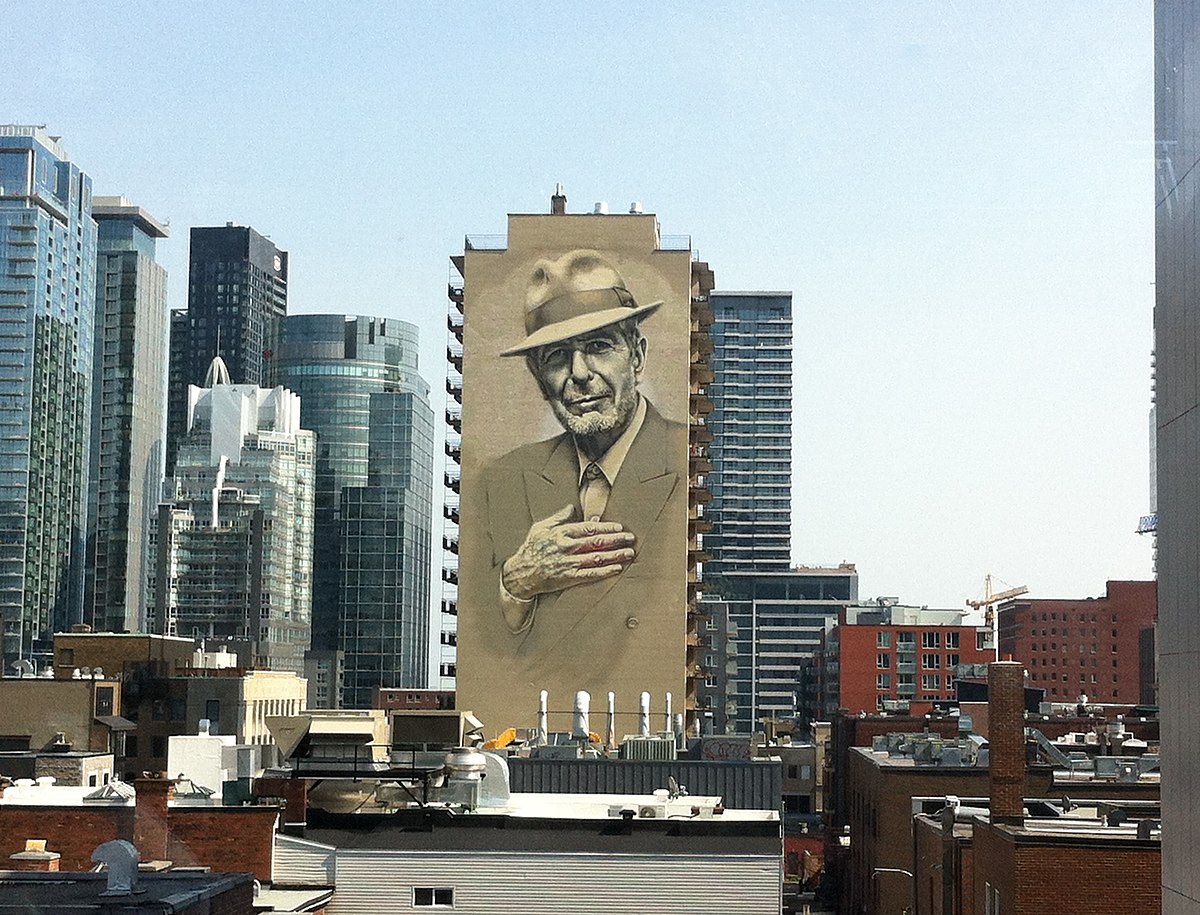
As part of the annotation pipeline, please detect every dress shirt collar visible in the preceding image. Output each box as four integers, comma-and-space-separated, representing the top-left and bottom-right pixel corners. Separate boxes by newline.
575, 395, 647, 486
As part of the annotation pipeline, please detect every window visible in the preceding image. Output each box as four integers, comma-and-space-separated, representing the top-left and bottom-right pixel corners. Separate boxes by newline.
59, 647, 74, 665
414, 887, 454, 907
945, 631, 960, 649
897, 631, 915, 646
986, 883, 1000, 915
922, 653, 941, 669
95, 686, 114, 717
877, 653, 890, 669
205, 699, 221, 733
876, 631, 891, 648
877, 673, 891, 689
922, 674, 941, 690
922, 631, 941, 648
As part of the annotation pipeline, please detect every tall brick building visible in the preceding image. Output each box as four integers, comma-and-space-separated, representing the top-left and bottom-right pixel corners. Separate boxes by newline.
996, 580, 1157, 705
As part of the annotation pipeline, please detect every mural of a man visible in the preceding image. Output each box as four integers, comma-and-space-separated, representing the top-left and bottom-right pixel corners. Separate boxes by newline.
475, 249, 687, 684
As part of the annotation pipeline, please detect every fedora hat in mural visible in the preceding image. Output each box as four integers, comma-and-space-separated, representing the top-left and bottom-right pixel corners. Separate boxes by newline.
500, 249, 661, 356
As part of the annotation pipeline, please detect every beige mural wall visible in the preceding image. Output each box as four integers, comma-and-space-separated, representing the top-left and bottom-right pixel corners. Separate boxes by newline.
456, 213, 692, 737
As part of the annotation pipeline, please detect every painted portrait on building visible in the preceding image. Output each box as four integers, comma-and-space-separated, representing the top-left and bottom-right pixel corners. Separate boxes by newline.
456, 214, 691, 734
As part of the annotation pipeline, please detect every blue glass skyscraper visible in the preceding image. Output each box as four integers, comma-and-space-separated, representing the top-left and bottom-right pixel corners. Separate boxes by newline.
277, 315, 434, 706
0, 126, 97, 669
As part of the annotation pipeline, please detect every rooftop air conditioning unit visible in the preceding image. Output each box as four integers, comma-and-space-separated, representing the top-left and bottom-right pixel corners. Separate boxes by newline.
619, 737, 677, 761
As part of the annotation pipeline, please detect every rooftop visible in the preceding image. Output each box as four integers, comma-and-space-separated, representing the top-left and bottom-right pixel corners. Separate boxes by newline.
0, 125, 66, 158
91, 195, 170, 237
0, 871, 251, 912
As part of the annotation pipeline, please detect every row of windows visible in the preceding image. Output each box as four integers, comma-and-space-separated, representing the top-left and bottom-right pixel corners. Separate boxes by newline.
876, 630, 962, 649
877, 652, 961, 669
876, 672, 950, 690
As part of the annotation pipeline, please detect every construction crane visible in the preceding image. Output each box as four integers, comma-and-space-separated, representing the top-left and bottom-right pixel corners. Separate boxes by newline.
966, 574, 1029, 627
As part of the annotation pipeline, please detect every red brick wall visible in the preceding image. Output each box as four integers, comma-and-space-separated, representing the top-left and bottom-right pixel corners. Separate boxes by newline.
915, 814, 976, 915
167, 808, 277, 881
998, 580, 1156, 705
0, 807, 132, 871
974, 821, 1160, 915
0, 804, 276, 880
843, 747, 1057, 915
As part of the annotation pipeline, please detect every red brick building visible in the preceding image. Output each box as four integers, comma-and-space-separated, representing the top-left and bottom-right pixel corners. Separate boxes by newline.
910, 661, 1161, 915
0, 778, 278, 880
816, 605, 993, 718
997, 580, 1157, 705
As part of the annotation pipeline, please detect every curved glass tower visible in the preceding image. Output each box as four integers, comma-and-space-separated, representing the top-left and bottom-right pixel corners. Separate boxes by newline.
277, 315, 433, 706
0, 127, 96, 669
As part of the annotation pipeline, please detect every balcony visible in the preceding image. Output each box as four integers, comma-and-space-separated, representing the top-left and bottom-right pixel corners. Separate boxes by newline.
442, 535, 459, 555
445, 405, 462, 434
442, 567, 459, 586
441, 598, 457, 616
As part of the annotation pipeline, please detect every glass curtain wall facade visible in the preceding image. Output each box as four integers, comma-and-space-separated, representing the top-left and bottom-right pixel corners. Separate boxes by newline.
0, 126, 96, 669
166, 225, 287, 477
710, 567, 858, 733
705, 292, 793, 577
1155, 4, 1200, 912
276, 315, 433, 705
86, 197, 169, 634
338, 392, 434, 707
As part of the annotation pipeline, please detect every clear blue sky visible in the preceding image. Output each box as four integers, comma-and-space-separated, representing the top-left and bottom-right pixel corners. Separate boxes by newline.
8, 1, 1154, 612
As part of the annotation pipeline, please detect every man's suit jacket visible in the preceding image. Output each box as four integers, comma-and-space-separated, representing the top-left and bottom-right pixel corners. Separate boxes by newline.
464, 400, 689, 702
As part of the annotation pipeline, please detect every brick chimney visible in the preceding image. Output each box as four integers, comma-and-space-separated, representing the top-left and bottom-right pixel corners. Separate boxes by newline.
254, 776, 309, 836
9, 839, 60, 872
550, 183, 566, 215
133, 777, 176, 862
988, 660, 1025, 825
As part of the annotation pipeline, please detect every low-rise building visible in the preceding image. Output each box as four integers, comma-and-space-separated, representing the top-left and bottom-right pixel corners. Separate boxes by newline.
0, 749, 113, 788
374, 688, 456, 711
122, 669, 306, 777
839, 662, 1161, 915
0, 776, 278, 880
51, 631, 195, 681
0, 677, 131, 761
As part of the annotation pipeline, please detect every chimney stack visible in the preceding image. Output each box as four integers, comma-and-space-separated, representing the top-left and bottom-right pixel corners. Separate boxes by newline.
550, 184, 566, 215
133, 777, 176, 863
9, 840, 59, 872
988, 660, 1026, 825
